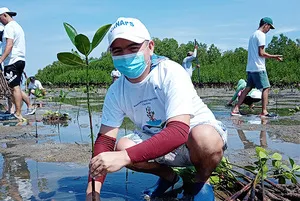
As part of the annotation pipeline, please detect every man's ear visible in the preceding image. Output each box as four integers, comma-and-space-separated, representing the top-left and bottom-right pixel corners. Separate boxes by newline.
149, 40, 155, 54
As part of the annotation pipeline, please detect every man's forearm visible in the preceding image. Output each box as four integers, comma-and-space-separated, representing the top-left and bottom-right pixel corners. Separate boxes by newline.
260, 51, 279, 59
0, 45, 13, 63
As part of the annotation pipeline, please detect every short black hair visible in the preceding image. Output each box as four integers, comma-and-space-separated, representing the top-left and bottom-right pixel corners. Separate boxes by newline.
259, 19, 266, 27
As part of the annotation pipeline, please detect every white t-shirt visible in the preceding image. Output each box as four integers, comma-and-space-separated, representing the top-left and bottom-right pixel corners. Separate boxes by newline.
1, 21, 26, 66
111, 69, 121, 78
182, 48, 197, 77
101, 59, 216, 134
246, 30, 266, 72
28, 80, 43, 90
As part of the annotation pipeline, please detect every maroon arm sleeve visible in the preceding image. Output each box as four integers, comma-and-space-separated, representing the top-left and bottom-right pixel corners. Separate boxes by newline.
126, 121, 189, 163
88, 134, 116, 183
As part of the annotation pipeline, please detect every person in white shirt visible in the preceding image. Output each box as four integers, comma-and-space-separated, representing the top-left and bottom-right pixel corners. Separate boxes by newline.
0, 7, 32, 121
86, 17, 227, 201
182, 44, 200, 78
227, 79, 262, 110
110, 68, 121, 83
231, 17, 283, 118
28, 76, 45, 97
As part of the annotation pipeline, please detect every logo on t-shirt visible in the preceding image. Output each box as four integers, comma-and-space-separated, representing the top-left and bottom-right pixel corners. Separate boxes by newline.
145, 106, 162, 126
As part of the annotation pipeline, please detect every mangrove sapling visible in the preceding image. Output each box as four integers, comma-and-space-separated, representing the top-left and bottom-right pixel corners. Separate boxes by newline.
273, 88, 280, 114
57, 22, 111, 201
58, 89, 68, 114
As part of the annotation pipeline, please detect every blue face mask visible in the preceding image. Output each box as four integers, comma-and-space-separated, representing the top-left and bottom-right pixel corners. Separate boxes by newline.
112, 51, 148, 79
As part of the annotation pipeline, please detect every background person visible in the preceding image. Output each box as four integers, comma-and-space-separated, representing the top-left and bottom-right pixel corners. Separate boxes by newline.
86, 17, 227, 201
231, 17, 283, 117
0, 7, 30, 121
227, 79, 262, 110
28, 76, 46, 97
182, 44, 200, 78
110, 68, 121, 83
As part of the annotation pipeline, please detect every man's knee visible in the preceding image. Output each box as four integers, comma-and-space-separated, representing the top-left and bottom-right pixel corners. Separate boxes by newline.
187, 125, 224, 160
115, 137, 136, 151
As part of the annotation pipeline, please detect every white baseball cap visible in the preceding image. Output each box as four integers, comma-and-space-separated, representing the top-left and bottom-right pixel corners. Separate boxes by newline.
108, 17, 151, 47
0, 7, 17, 16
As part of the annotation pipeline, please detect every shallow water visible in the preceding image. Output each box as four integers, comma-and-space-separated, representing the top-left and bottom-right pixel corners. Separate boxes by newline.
0, 91, 299, 200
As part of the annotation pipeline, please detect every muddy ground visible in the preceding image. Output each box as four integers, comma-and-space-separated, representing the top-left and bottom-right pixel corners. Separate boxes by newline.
0, 87, 299, 166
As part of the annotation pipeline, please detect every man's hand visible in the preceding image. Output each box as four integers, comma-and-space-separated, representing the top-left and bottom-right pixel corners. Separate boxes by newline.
275, 55, 283, 62
89, 150, 131, 178
196, 64, 200, 68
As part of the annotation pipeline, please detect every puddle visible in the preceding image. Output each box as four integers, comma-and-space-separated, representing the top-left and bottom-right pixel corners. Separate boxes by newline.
0, 154, 156, 200
0, 91, 299, 200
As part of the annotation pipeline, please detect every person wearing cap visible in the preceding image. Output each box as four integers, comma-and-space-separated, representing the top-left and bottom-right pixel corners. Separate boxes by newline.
182, 44, 200, 78
0, 7, 30, 121
110, 68, 121, 83
231, 17, 283, 118
227, 79, 262, 110
28, 76, 46, 97
86, 17, 227, 201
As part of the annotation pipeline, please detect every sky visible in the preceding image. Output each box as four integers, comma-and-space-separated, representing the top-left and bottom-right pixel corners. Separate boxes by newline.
2, 0, 300, 76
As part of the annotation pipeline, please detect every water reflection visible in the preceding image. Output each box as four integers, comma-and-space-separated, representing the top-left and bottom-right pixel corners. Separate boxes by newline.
0, 147, 152, 201
0, 142, 35, 201
233, 118, 268, 149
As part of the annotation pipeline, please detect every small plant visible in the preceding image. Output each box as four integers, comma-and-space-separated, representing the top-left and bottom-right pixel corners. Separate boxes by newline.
57, 22, 111, 201
42, 110, 71, 125
173, 147, 300, 200
271, 153, 300, 184
58, 89, 68, 114
288, 105, 300, 114
273, 88, 280, 114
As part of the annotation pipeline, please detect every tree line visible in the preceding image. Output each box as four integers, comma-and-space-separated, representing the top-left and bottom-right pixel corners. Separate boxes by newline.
35, 34, 300, 88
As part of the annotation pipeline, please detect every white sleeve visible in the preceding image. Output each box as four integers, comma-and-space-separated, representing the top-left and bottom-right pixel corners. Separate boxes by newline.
192, 48, 197, 57
101, 85, 125, 127
162, 61, 194, 119
36, 80, 44, 89
257, 32, 266, 47
3, 24, 14, 40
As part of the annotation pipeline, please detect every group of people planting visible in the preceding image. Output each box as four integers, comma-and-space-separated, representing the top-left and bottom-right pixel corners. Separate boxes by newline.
0, 6, 283, 201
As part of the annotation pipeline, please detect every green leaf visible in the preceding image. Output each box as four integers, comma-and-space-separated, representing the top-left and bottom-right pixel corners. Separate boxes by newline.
293, 165, 300, 171
74, 34, 91, 56
274, 160, 282, 168
63, 22, 77, 46
283, 172, 293, 179
272, 153, 282, 161
259, 151, 267, 159
256, 147, 267, 156
291, 177, 297, 184
262, 173, 267, 180
57, 52, 85, 66
289, 157, 295, 168
262, 164, 268, 173
91, 24, 112, 52
210, 175, 220, 184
